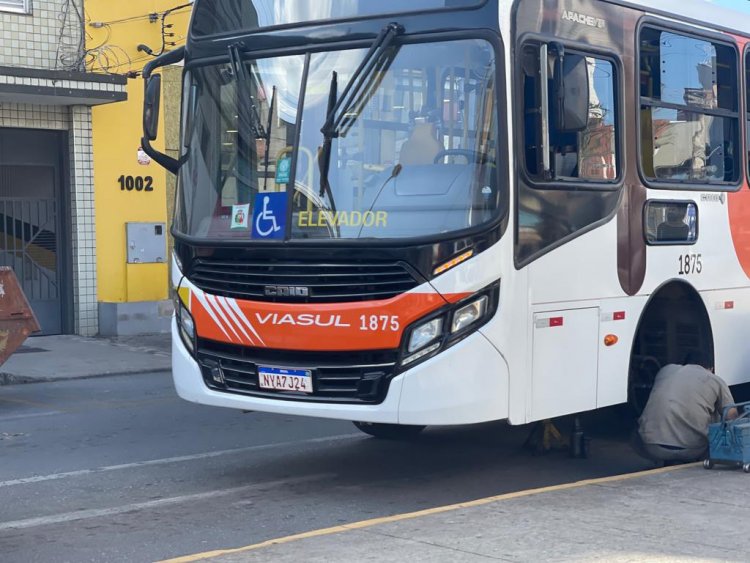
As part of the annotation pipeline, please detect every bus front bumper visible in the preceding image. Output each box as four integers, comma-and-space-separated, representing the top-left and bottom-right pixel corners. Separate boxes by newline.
171, 319, 509, 425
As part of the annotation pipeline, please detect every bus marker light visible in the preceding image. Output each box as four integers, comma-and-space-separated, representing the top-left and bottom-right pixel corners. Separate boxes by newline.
725, 301, 735, 309
433, 250, 474, 276
613, 311, 626, 320
604, 334, 618, 346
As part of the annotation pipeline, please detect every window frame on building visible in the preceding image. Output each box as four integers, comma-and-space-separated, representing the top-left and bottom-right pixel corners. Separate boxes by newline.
0, 0, 31, 15
637, 20, 742, 191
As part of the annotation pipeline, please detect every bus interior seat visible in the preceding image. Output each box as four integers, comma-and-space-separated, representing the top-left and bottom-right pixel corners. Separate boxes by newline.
398, 119, 443, 165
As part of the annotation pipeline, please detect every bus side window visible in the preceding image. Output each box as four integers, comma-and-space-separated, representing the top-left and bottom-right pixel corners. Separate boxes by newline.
644, 201, 698, 245
521, 43, 619, 184
639, 27, 740, 186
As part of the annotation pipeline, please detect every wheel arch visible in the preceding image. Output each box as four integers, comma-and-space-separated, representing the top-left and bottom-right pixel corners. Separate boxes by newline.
627, 278, 715, 411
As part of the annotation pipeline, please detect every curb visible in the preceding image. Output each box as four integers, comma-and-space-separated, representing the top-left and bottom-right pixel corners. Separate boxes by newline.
160, 463, 699, 563
0, 368, 171, 386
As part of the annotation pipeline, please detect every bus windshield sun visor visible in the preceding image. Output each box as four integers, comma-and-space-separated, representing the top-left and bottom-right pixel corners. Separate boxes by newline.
318, 22, 405, 199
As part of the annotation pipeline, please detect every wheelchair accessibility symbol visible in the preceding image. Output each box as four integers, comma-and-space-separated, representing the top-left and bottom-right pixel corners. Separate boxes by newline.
251, 192, 287, 240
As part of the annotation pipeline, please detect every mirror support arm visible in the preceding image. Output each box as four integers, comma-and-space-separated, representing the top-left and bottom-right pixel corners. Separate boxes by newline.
141, 46, 185, 80
141, 47, 186, 174
539, 43, 551, 179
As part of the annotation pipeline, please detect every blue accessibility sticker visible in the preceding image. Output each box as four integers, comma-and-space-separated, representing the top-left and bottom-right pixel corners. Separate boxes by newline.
251, 192, 287, 240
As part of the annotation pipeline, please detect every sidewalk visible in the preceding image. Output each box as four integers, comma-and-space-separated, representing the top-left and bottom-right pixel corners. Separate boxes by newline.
0, 334, 171, 385
184, 464, 750, 563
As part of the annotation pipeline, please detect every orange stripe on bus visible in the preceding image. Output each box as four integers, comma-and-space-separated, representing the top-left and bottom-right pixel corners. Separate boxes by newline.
191, 291, 471, 351
721, 34, 750, 280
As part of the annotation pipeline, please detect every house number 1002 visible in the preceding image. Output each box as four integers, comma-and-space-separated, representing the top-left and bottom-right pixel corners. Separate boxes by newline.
118, 175, 154, 192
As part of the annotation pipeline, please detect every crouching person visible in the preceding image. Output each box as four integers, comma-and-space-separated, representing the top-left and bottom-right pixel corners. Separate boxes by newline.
634, 354, 737, 464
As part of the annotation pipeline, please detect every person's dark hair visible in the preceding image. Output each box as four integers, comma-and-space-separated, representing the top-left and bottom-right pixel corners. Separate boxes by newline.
683, 350, 712, 370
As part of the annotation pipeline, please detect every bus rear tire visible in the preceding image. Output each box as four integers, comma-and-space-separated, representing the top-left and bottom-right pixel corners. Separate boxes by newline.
352, 421, 426, 440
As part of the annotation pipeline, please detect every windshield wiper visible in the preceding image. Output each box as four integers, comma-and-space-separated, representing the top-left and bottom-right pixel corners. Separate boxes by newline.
318, 22, 404, 198
229, 43, 268, 141
262, 86, 276, 191
318, 71, 338, 203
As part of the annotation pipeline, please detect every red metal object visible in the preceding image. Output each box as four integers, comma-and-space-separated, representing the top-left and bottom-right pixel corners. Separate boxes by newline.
0, 267, 41, 366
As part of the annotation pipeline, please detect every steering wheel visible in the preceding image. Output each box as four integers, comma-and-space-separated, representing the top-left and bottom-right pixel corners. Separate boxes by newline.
433, 148, 486, 164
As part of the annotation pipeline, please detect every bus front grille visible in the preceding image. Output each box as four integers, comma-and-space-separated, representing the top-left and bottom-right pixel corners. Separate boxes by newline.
196, 339, 397, 404
188, 258, 420, 303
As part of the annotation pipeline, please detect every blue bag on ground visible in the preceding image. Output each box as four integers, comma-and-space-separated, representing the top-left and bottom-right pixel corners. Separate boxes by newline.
706, 401, 750, 472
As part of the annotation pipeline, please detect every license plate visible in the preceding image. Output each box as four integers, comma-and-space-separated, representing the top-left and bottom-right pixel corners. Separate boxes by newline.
258, 366, 312, 393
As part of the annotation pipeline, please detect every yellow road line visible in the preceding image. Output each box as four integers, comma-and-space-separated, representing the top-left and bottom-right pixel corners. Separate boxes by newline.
160, 462, 698, 563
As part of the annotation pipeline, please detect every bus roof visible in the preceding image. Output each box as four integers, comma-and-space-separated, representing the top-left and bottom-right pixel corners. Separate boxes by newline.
609, 0, 750, 36
187, 0, 750, 41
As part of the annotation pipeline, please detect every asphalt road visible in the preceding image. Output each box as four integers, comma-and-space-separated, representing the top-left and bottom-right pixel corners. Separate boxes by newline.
0, 372, 655, 563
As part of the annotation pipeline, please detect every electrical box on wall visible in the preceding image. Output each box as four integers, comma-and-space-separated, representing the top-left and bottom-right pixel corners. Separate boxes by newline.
126, 222, 166, 264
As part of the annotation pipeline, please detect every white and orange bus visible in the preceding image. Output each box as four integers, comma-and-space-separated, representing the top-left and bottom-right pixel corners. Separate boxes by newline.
141, 0, 750, 438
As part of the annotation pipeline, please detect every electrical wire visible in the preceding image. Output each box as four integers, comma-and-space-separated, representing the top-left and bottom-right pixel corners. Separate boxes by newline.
83, 20, 133, 75
89, 44, 134, 75
56, 0, 87, 71
149, 2, 191, 58
91, 3, 193, 27
88, 36, 186, 77
126, 38, 188, 77
83, 2, 192, 76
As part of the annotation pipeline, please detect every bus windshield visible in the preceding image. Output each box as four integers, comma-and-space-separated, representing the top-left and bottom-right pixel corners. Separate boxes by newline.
176, 38, 501, 242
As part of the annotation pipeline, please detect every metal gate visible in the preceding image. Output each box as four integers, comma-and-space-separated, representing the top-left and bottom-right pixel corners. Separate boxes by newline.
0, 129, 65, 335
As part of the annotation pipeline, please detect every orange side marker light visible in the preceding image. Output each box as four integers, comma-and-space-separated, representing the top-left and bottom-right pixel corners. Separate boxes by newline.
604, 334, 619, 347
433, 250, 474, 276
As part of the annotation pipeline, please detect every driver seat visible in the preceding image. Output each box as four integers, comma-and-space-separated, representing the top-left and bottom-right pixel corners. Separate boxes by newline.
399, 119, 443, 165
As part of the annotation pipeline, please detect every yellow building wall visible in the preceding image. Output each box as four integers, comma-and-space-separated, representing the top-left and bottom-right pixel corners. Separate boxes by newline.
86, 1, 190, 303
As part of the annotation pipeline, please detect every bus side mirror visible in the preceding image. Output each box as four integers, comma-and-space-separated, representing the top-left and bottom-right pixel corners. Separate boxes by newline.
143, 74, 162, 142
140, 46, 185, 174
552, 46, 590, 132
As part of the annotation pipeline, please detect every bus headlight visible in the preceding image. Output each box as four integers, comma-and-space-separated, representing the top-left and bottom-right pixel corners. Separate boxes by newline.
408, 317, 443, 353
399, 282, 499, 369
177, 302, 196, 355
451, 296, 488, 333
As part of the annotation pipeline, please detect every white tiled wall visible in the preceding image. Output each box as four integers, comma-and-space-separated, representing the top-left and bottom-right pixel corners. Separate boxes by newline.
0, 0, 84, 70
69, 105, 97, 336
0, 73, 127, 94
0, 103, 69, 128
0, 102, 98, 336
70, 106, 99, 336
